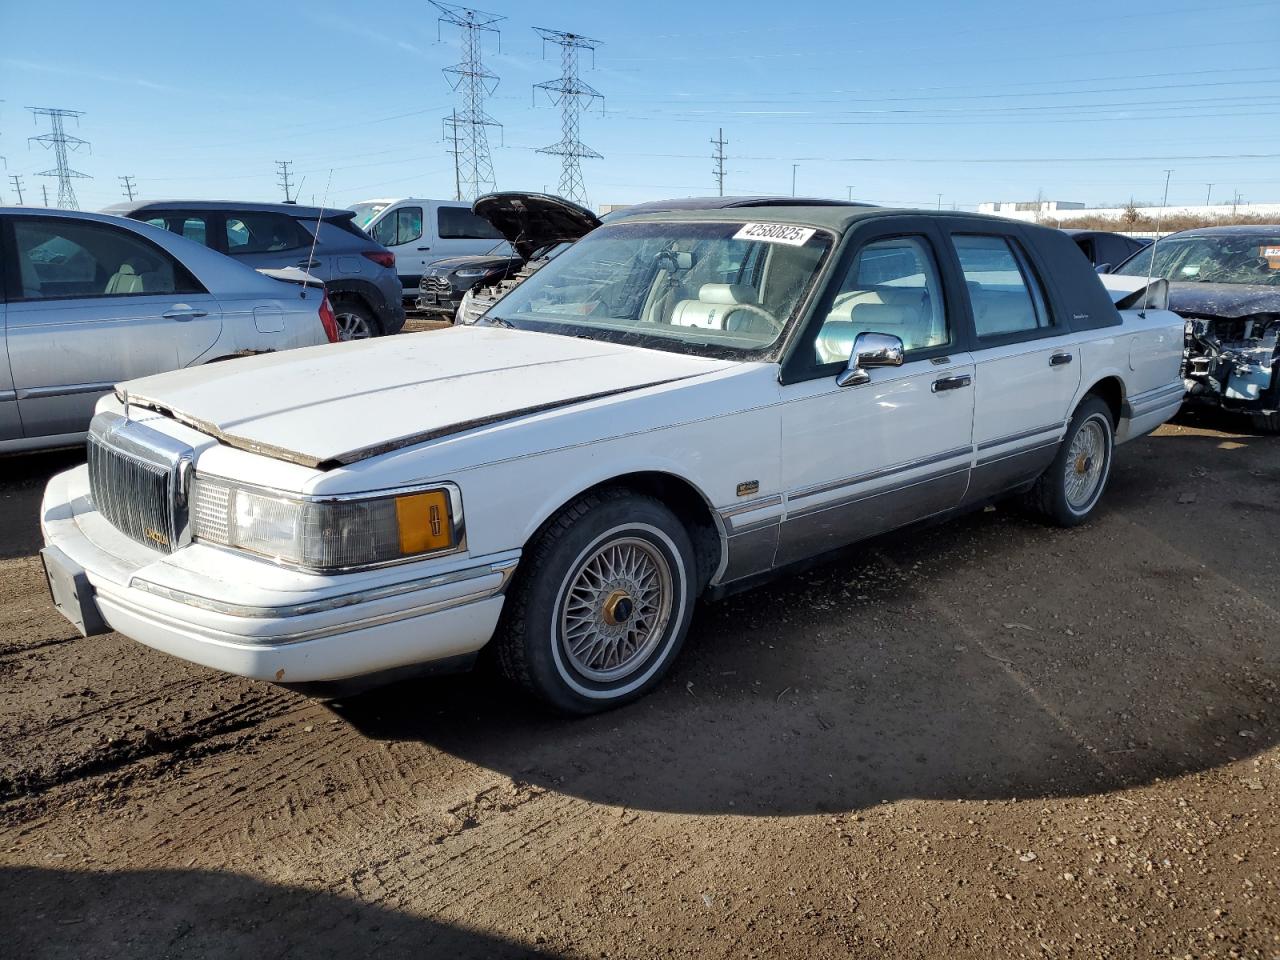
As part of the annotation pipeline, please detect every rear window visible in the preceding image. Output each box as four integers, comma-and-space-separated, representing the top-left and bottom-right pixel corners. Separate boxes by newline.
437, 206, 505, 240
225, 212, 310, 254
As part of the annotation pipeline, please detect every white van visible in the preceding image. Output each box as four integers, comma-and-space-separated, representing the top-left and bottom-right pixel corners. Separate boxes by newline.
351, 198, 510, 301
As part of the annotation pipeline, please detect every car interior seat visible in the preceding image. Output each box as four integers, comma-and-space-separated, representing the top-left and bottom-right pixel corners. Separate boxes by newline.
104, 263, 145, 295
670, 283, 775, 335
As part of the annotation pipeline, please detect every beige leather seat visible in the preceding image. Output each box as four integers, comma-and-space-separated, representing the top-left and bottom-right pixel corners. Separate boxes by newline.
105, 263, 144, 295
670, 283, 764, 331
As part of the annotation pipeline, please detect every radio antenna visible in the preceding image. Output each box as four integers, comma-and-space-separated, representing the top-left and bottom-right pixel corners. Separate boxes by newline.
300, 168, 333, 301
1140, 169, 1172, 318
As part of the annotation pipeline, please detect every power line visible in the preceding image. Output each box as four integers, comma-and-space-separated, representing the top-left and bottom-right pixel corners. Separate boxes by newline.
27, 106, 90, 210
276, 160, 295, 202
711, 128, 727, 197
118, 174, 137, 201
433, 2, 504, 202
533, 27, 603, 206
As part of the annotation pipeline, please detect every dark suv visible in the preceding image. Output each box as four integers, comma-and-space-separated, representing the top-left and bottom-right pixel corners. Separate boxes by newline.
107, 200, 406, 339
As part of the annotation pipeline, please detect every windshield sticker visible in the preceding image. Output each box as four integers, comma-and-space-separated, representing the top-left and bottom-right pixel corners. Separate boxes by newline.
733, 222, 817, 246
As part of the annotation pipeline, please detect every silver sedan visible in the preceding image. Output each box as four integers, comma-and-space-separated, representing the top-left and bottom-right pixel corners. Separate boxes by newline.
1, 207, 336, 453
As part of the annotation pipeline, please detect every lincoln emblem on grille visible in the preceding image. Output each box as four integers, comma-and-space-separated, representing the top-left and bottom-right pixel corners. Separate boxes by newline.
144, 527, 171, 547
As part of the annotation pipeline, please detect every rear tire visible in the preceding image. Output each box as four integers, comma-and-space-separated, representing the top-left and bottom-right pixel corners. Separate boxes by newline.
494, 488, 697, 715
331, 297, 381, 340
1023, 396, 1115, 527
1249, 411, 1280, 434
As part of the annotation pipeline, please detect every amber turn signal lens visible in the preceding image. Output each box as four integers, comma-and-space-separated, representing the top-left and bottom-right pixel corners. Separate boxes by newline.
395, 490, 453, 554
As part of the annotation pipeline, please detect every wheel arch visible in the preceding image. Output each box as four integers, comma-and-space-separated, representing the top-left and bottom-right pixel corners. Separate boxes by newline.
523, 470, 724, 594
1079, 373, 1126, 425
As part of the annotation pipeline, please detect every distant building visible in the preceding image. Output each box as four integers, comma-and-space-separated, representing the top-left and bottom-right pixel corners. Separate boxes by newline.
980, 199, 1280, 224
978, 200, 1086, 216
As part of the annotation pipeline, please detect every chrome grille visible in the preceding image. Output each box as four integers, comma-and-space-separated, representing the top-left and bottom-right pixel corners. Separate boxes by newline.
86, 412, 193, 554
422, 276, 453, 295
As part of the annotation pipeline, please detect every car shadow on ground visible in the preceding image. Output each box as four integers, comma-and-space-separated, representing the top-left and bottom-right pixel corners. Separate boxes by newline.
0, 866, 556, 960
337, 424, 1278, 817
0, 449, 84, 560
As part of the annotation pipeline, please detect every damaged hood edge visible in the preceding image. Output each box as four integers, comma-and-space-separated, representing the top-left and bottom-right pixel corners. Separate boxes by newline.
120, 376, 696, 470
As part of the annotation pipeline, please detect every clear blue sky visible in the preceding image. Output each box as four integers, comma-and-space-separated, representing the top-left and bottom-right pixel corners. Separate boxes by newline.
3, 0, 1279, 212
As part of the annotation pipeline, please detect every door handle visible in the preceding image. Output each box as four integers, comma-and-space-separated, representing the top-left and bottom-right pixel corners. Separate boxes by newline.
296, 259, 320, 268
416, 246, 431, 251
163, 306, 209, 321
1050, 352, 1074, 367
932, 374, 972, 393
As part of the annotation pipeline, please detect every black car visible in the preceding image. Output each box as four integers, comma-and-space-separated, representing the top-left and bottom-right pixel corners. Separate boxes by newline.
1061, 229, 1150, 271
417, 193, 600, 318
1112, 225, 1280, 431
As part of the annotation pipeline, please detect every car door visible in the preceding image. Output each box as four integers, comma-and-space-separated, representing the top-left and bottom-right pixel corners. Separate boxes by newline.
0, 257, 19, 443
944, 230, 1082, 506
431, 203, 509, 265
4, 215, 222, 440
775, 225, 976, 568
370, 203, 429, 296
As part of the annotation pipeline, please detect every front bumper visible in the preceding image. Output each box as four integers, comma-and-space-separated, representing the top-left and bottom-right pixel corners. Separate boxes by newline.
41, 465, 517, 684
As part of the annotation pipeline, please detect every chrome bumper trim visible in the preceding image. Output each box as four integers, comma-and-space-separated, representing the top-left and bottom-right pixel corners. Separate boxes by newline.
128, 557, 518, 620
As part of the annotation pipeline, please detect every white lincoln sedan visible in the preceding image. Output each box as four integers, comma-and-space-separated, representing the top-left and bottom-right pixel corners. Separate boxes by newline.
40, 202, 1185, 713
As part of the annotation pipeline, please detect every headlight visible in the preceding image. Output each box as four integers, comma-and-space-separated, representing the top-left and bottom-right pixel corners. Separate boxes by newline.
454, 268, 490, 279
191, 478, 463, 571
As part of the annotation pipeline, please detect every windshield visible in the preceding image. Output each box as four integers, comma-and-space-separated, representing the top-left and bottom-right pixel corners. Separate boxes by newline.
349, 202, 389, 228
482, 220, 834, 357
1115, 234, 1280, 286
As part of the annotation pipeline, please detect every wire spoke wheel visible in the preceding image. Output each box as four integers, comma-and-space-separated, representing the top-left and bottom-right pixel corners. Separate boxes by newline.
1064, 417, 1108, 510
559, 536, 674, 684
335, 310, 373, 340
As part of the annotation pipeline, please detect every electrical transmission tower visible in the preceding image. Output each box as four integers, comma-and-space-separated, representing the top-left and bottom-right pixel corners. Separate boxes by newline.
119, 175, 137, 201
433, 2, 503, 202
276, 160, 295, 203
712, 128, 727, 197
533, 28, 603, 206
27, 107, 90, 210
9, 174, 24, 205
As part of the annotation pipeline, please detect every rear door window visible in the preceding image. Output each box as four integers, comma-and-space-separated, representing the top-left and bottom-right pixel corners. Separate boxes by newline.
437, 206, 504, 240
138, 212, 212, 249
225, 212, 309, 254
12, 217, 200, 300
371, 207, 424, 247
954, 234, 1053, 339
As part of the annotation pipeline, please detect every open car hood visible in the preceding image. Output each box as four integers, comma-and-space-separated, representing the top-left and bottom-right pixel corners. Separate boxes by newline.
473, 192, 601, 260
118, 327, 731, 469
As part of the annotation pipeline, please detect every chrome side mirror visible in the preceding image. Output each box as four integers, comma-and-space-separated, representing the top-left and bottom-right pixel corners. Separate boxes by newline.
837, 331, 905, 387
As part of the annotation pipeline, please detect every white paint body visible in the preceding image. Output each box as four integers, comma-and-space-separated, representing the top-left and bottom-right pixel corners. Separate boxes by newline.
40, 310, 1184, 684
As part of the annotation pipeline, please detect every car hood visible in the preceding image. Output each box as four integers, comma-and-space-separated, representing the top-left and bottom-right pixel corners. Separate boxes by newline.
428, 254, 519, 275
1167, 282, 1280, 319
473, 192, 601, 260
119, 327, 734, 469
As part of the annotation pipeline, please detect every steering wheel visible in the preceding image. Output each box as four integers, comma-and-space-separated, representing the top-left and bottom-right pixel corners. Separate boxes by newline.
723, 303, 784, 335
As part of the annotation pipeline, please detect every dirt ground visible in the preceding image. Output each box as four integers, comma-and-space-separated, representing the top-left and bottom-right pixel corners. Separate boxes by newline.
1, 410, 1277, 959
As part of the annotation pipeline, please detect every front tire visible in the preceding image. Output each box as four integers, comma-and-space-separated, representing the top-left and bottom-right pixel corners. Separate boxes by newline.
1024, 396, 1115, 527
494, 489, 697, 715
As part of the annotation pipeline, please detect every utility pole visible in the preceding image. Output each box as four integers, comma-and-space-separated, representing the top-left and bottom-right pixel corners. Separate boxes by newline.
846, 185, 854, 202
9, 174, 23, 205
435, 2, 504, 202
27, 106, 90, 210
711, 128, 727, 197
534, 27, 603, 206
1204, 183, 1213, 206
119, 174, 137, 201
936, 193, 943, 210
791, 164, 798, 197
276, 160, 295, 203
41, 184, 50, 206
